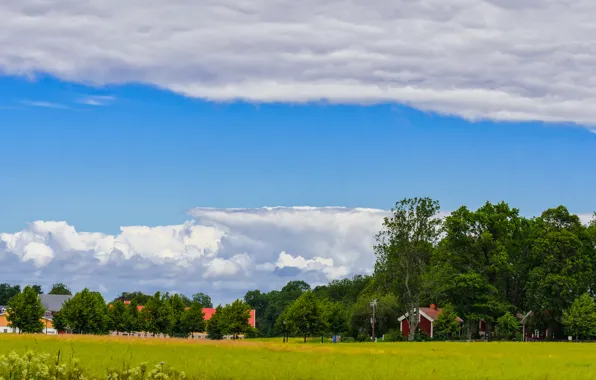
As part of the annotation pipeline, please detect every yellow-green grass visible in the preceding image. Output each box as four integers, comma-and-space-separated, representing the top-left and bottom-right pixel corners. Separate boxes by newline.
1, 335, 596, 379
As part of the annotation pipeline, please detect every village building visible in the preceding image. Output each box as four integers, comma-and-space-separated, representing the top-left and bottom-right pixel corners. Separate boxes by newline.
0, 294, 71, 334
398, 304, 463, 338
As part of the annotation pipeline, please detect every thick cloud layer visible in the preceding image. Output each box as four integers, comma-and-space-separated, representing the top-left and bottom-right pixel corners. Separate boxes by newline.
0, 207, 388, 303
2, 1, 596, 124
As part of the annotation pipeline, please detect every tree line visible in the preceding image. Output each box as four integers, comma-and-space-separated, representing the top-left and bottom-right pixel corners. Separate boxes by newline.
5, 285, 253, 339
241, 199, 596, 342
4, 199, 596, 341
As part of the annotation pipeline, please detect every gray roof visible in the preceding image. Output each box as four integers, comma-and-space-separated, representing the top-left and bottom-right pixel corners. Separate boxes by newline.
39, 294, 71, 312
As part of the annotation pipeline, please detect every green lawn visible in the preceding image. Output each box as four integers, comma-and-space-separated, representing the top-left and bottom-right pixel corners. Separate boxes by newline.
1, 335, 596, 379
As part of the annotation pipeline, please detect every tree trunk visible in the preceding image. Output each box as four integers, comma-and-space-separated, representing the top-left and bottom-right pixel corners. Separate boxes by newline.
486, 320, 493, 342
466, 321, 472, 342
407, 306, 419, 341
304, 336, 307, 343
547, 321, 556, 341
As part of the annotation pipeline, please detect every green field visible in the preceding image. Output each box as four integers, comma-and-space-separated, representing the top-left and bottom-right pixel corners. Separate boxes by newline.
1, 335, 596, 379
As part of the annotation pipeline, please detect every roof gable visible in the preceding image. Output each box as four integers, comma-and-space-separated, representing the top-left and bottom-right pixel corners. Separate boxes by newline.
398, 307, 464, 323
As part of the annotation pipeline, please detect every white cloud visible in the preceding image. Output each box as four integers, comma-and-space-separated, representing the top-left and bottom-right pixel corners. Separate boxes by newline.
78, 95, 115, 106
0, 207, 387, 303
2, 1, 596, 124
21, 101, 68, 109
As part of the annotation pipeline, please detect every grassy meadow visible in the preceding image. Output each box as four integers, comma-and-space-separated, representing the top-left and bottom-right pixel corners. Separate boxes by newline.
1, 335, 596, 379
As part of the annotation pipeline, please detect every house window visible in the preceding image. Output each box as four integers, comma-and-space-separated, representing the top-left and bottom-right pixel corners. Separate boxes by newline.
3, 329, 6, 333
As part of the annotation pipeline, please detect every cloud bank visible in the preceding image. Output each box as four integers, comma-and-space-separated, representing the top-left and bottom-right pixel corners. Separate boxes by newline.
2, 1, 596, 124
0, 207, 388, 303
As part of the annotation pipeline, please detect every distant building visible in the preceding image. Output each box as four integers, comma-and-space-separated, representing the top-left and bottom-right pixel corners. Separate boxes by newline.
0, 308, 54, 334
398, 304, 463, 338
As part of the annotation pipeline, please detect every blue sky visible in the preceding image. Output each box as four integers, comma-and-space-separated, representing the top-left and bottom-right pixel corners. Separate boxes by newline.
1, 75, 595, 235
2, 0, 596, 300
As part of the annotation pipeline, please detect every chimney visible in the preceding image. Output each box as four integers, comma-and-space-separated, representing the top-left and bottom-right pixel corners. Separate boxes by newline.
430, 304, 436, 310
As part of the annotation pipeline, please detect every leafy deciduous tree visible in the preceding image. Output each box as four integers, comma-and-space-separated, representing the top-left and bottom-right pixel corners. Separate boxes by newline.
181, 301, 206, 337
59, 288, 109, 334
49, 283, 72, 295
562, 293, 596, 341
206, 305, 224, 340
221, 299, 251, 339
7, 286, 45, 333
374, 197, 441, 341
496, 312, 520, 340
192, 293, 213, 308
433, 304, 461, 340
281, 291, 327, 342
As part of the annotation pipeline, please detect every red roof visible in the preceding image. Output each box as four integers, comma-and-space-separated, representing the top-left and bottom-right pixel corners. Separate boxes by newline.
420, 307, 464, 323
399, 306, 464, 323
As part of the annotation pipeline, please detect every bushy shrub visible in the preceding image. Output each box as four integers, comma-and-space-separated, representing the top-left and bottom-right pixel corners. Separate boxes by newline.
356, 332, 370, 342
384, 329, 405, 342
414, 327, 431, 342
340, 336, 355, 343
244, 326, 262, 339
0, 351, 187, 380
109, 362, 186, 380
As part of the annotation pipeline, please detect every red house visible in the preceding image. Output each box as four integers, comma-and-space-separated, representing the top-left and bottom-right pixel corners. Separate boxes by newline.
398, 304, 463, 338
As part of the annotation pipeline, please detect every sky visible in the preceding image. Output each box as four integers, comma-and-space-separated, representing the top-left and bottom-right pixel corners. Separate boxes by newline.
1, 0, 596, 304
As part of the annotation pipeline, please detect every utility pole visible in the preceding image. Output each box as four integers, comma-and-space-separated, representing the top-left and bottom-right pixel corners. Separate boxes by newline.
370, 299, 377, 342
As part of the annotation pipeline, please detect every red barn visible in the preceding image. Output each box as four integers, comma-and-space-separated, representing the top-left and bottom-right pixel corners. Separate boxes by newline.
398, 304, 463, 338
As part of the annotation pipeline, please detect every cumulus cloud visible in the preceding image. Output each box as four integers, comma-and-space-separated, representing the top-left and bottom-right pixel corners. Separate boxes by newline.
0, 207, 387, 303
2, 1, 596, 124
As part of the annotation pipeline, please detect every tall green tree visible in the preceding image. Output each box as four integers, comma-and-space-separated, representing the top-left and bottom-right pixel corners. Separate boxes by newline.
192, 292, 213, 308
221, 299, 251, 339
349, 293, 399, 339
433, 304, 461, 340
244, 289, 268, 332
113, 291, 151, 305
167, 294, 187, 337
108, 300, 127, 333
496, 312, 520, 340
438, 202, 521, 340
0, 284, 21, 305
49, 283, 72, 295
324, 301, 347, 339
59, 288, 109, 334
124, 299, 142, 333
314, 275, 372, 306
526, 206, 594, 339
31, 285, 43, 295
374, 197, 442, 341
281, 291, 327, 342
562, 293, 596, 341
243, 280, 311, 337
142, 292, 172, 336
206, 305, 224, 340
7, 286, 45, 333
181, 301, 206, 337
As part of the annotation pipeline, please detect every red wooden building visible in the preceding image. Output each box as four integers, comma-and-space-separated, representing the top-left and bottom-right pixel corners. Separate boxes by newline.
398, 304, 463, 338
